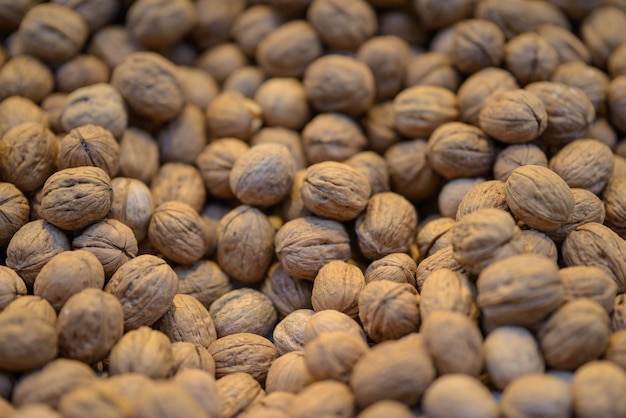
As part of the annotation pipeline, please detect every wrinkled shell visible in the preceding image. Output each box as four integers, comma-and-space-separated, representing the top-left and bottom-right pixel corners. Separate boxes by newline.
171, 342, 216, 375
108, 326, 175, 378
394, 85, 458, 138
549, 139, 614, 194
500, 374, 572, 418
265, 350, 313, 393
215, 372, 265, 418
364, 252, 417, 287
289, 380, 355, 418
419, 268, 477, 322
493, 143, 548, 183
0, 266, 27, 310
274, 309, 315, 356
261, 263, 313, 317
303, 331, 368, 383
155, 294, 218, 347
571, 360, 626, 418
0, 182, 29, 246
560, 266, 618, 313
57, 125, 120, 177
210, 288, 277, 338
421, 374, 499, 418
312, 261, 364, 320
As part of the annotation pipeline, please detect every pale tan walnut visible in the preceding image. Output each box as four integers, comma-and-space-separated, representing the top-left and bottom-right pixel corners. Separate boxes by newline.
205, 91, 262, 141
135, 381, 207, 418
231, 5, 283, 58
603, 177, 626, 238
493, 144, 548, 182
476, 254, 564, 328
355, 192, 417, 261
289, 380, 354, 418
0, 96, 49, 139
281, 169, 311, 222
252, 127, 307, 172
604, 330, 626, 369
104, 254, 178, 331
0, 55, 53, 103
394, 85, 458, 138
0, 122, 57, 194
274, 309, 315, 356
416, 217, 455, 260
254, 78, 310, 130
217, 205, 275, 283
548, 139, 614, 195
538, 298, 611, 370
358, 280, 419, 342
609, 76, 626, 134
230, 143, 296, 207
0, 307, 58, 372
87, 25, 141, 70
57, 125, 120, 178
171, 342, 216, 375
196, 42, 246, 85
196, 138, 250, 200
57, 381, 133, 418
303, 309, 366, 345
71, 218, 138, 278
301, 112, 367, 164
109, 177, 154, 243
570, 360, 626, 418
615, 295, 626, 332
560, 266, 617, 314
552, 61, 609, 114
582, 6, 626, 68
404, 51, 460, 92
311, 260, 364, 320
6, 220, 70, 289
300, 161, 370, 222
362, 101, 400, 155
562, 222, 626, 293
0, 399, 13, 418
547, 188, 606, 243
33, 249, 104, 312
275, 216, 351, 281
109, 326, 175, 378
175, 66, 219, 111
12, 358, 95, 409
150, 162, 206, 213
190, 0, 244, 49
500, 374, 572, 418
40, 166, 113, 231
215, 372, 265, 418
357, 35, 410, 101
171, 368, 221, 418
208, 332, 278, 385
303, 331, 368, 384
525, 81, 595, 147
426, 122, 495, 180
479, 90, 548, 144
504, 165, 575, 232
148, 201, 209, 265
450, 19, 505, 74
155, 294, 217, 347
256, 20, 322, 78
210, 288, 277, 338
175, 260, 232, 309
364, 253, 417, 287
265, 350, 313, 394
350, 333, 435, 408
127, 0, 196, 50
262, 263, 313, 318
415, 245, 469, 292
519, 229, 558, 263
539, 24, 591, 65
344, 151, 389, 196
55, 54, 111, 93
222, 65, 265, 99
117, 127, 159, 185
4, 296, 57, 326
0, 182, 29, 246
0, 266, 27, 311
307, 0, 376, 51
357, 400, 413, 418
303, 54, 375, 116
419, 268, 477, 322
504, 33, 559, 85
100, 373, 153, 408
421, 374, 499, 418
438, 178, 485, 219
483, 326, 544, 391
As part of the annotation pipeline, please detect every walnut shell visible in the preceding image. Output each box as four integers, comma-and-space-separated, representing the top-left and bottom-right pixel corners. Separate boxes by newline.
261, 263, 313, 317
456, 180, 509, 220
265, 350, 313, 394
493, 143, 548, 183
155, 294, 217, 347
171, 342, 216, 376
0, 183, 29, 246
57, 125, 120, 177
416, 245, 469, 292
109, 177, 154, 243
209, 288, 277, 338
546, 188, 606, 243
303, 309, 366, 344
421, 374, 499, 418
175, 260, 232, 309
571, 360, 626, 418
196, 138, 250, 200
500, 374, 572, 418
290, 381, 355, 418
303, 331, 368, 384
135, 381, 207, 418
311, 261, 364, 320
364, 253, 417, 287
394, 85, 458, 138
560, 266, 617, 313
603, 177, 626, 238
273, 309, 315, 356
419, 268, 477, 322
0, 266, 27, 311
108, 326, 175, 378
150, 162, 206, 213
171, 368, 221, 417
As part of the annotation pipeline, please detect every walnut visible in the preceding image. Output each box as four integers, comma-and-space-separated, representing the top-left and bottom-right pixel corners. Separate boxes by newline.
0, 266, 26, 311
157, 105, 206, 165
417, 217, 455, 260
87, 25, 141, 70
57, 381, 133, 418
422, 375, 499, 418
604, 330, 626, 369
55, 53, 109, 93
303, 331, 368, 384
304, 309, 367, 345
404, 52, 459, 92
552, 61, 609, 114
301, 112, 367, 164
451, 19, 505, 74
476, 254, 564, 328
357, 35, 410, 101
109, 326, 174, 378
72, 219, 138, 278
154, 294, 217, 347
117, 128, 160, 185
265, 351, 313, 393
135, 381, 207, 418
570, 360, 626, 417
415, 245, 469, 292
505, 32, 559, 85
0, 96, 49, 139
493, 144, 548, 182
483, 326, 545, 390
196, 138, 249, 200
104, 254, 178, 331
273, 309, 315, 356
150, 162, 206, 212
171, 342, 216, 375
438, 178, 485, 220
208, 332, 278, 385
57, 125, 120, 178
205, 91, 262, 141
262, 263, 313, 318
538, 298, 611, 370
241, 391, 294, 417
40, 166, 113, 231
350, 334, 435, 408
175, 260, 232, 309
0, 182, 29, 246
357, 400, 413, 418
603, 177, 626, 238
252, 127, 307, 171
175, 66, 219, 111
209, 288, 277, 338
546, 188, 606, 243
3, 296, 57, 326
364, 253, 417, 287
311, 261, 364, 320
215, 372, 265, 418
231, 5, 283, 58
196, 42, 247, 85
394, 85, 458, 138
419, 268, 477, 322
457, 67, 519, 125
109, 177, 154, 243
5, 220, 70, 289
581, 6, 626, 68
127, 0, 196, 50
171, 368, 221, 418
223, 65, 266, 99
560, 266, 617, 314
519, 229, 558, 262
307, 0, 376, 51
501, 374, 572, 418
362, 102, 400, 155
538, 24, 591, 65
254, 78, 309, 130
0, 55, 53, 103
549, 139, 614, 194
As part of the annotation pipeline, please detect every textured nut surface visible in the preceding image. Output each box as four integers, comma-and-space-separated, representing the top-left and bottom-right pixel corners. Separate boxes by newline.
311, 260, 364, 319
289, 380, 355, 418
500, 374, 572, 418
419, 268, 477, 322
155, 294, 217, 347
108, 326, 174, 378
421, 374, 499, 418
549, 139, 614, 194
394, 85, 458, 138
209, 288, 277, 338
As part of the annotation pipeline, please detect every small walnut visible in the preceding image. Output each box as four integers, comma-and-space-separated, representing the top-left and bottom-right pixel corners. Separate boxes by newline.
571, 360, 626, 418
256, 20, 322, 78
604, 178, 626, 238
55, 288, 124, 364
117, 128, 160, 184
457, 67, 519, 125
307, 0, 376, 51
419, 268, 477, 322
477, 254, 564, 328
301, 112, 367, 164
547, 188, 606, 243
18, 3, 89, 63
451, 19, 505, 74
560, 266, 617, 314
196, 42, 247, 86
265, 350, 313, 393
72, 219, 138, 278
426, 122, 495, 180
519, 229, 559, 262
357, 400, 413, 418
581, 6, 626, 68
501, 374, 572, 418
109, 326, 174, 378
150, 162, 206, 212
127, 0, 196, 50
615, 295, 626, 332
262, 263, 313, 317
493, 144, 548, 182
362, 102, 400, 155
538, 298, 611, 370
0, 96, 49, 139
135, 381, 207, 418
415, 245, 469, 292
155, 294, 217, 347
0, 55, 53, 103
358, 280, 419, 342
109, 177, 154, 243
404, 52, 459, 92
254, 78, 309, 130
171, 368, 221, 417
252, 127, 307, 171
231, 5, 283, 58
175, 260, 232, 309
0, 266, 27, 311
288, 381, 354, 418
304, 54, 375, 116
0, 122, 57, 194
57, 381, 133, 418
241, 391, 295, 417
483, 326, 545, 390
357, 35, 410, 101
196, 138, 250, 200
209, 288, 277, 338
552, 61, 609, 114
104, 254, 178, 331
538, 24, 591, 65
438, 178, 485, 219
356, 192, 417, 260
208, 332, 278, 385
87, 26, 141, 70
505, 165, 575, 232
205, 91, 263, 142
171, 342, 216, 375
350, 334, 435, 408
215, 372, 265, 418
0, 182, 29, 246
111, 52, 184, 122
157, 104, 207, 165
3, 296, 56, 326
422, 375, 499, 418
311, 261, 364, 320
175, 66, 219, 111
275, 216, 351, 281
274, 309, 315, 355
344, 151, 389, 196
57, 125, 121, 177
417, 217, 456, 260
604, 330, 626, 369
303, 331, 368, 384
364, 253, 417, 287
5, 220, 70, 289
505, 33, 559, 85
223, 65, 266, 98
394, 85, 458, 138
55, 54, 110, 93
0, 307, 58, 372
